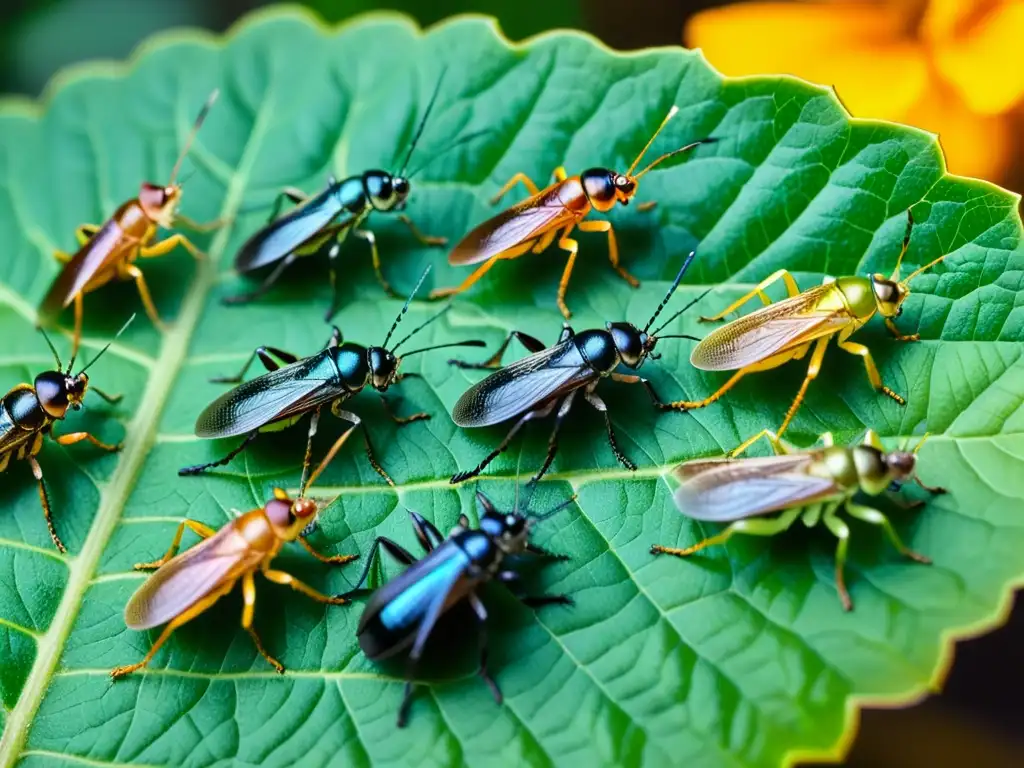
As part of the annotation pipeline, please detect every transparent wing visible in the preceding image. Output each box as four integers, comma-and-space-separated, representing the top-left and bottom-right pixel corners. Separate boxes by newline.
672, 454, 839, 521
449, 183, 580, 266
451, 342, 590, 427
690, 285, 851, 370
38, 219, 129, 318
234, 191, 356, 270
194, 355, 345, 438
124, 525, 261, 630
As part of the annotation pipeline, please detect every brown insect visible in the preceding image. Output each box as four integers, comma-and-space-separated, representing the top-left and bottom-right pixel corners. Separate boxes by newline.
430, 106, 713, 318
111, 488, 354, 679
38, 90, 220, 358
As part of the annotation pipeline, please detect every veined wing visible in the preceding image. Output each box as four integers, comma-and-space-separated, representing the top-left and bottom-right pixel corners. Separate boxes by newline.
691, 284, 852, 371
124, 523, 262, 630
234, 188, 357, 271
195, 353, 346, 438
672, 453, 839, 521
452, 341, 590, 427
38, 219, 129, 318
0, 404, 31, 454
449, 182, 581, 266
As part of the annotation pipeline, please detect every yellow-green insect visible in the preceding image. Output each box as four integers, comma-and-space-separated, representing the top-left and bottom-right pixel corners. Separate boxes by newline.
655, 211, 949, 442
652, 430, 945, 611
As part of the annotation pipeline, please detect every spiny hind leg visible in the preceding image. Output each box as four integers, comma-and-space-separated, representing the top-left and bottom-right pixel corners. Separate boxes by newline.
449, 330, 546, 370
821, 504, 853, 611
210, 345, 299, 385
776, 337, 830, 440
121, 264, 166, 330
134, 519, 216, 570
642, 369, 747, 412
837, 335, 905, 405
651, 506, 801, 558
428, 241, 533, 300
29, 457, 66, 554
555, 226, 580, 319
701, 269, 802, 322
845, 502, 931, 564
111, 590, 224, 679
577, 218, 639, 288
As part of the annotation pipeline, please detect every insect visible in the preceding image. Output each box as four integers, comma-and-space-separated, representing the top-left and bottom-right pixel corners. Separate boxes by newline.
179, 266, 484, 486
111, 487, 355, 679
1, 316, 132, 552
430, 105, 714, 318
659, 210, 951, 443
652, 429, 946, 610
341, 488, 575, 727
448, 252, 704, 484
222, 74, 463, 321
38, 90, 220, 359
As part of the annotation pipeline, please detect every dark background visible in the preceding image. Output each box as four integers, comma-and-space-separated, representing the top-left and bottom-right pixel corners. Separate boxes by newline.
1, 1, 1019, 765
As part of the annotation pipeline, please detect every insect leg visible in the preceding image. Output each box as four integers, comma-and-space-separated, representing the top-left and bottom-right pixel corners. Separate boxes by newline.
524, 542, 570, 561
577, 219, 639, 288
335, 536, 417, 598
173, 214, 228, 233
728, 429, 787, 458
448, 330, 547, 369
884, 317, 920, 343
837, 334, 906, 405
554, 224, 581, 319
140, 233, 206, 261
409, 510, 443, 553
261, 566, 350, 605
846, 502, 931, 564
134, 519, 216, 570
379, 395, 429, 425
776, 336, 831, 439
533, 391, 577, 481
120, 264, 167, 331
397, 214, 447, 247
110, 589, 227, 679
353, 229, 399, 299
177, 431, 258, 475
583, 389, 636, 472
74, 223, 101, 245
53, 431, 122, 452
245, 624, 285, 675
699, 269, 802, 322
519, 594, 574, 608
315, 407, 394, 487
651, 505, 802, 558
821, 503, 854, 611
642, 369, 747, 411
297, 536, 359, 565
489, 172, 541, 206
29, 457, 65, 554
467, 593, 502, 704
298, 409, 322, 497
220, 253, 298, 306
451, 401, 557, 484
89, 386, 123, 404
72, 293, 84, 360
398, 589, 454, 728
266, 187, 308, 223
210, 346, 299, 384
428, 253, 501, 300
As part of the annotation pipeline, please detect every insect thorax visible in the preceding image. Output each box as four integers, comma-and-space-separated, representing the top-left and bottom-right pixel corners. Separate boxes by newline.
834, 275, 880, 320
331, 344, 372, 390
333, 176, 373, 215
575, 329, 620, 373
4, 389, 47, 431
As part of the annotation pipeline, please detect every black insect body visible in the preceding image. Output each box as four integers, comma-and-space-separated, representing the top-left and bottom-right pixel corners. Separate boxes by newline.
342, 490, 575, 727
449, 252, 702, 483
1, 319, 131, 552
179, 267, 484, 487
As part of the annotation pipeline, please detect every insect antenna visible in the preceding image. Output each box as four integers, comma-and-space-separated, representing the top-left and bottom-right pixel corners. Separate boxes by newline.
398, 69, 447, 178
37, 326, 64, 372
169, 88, 220, 185
643, 250, 697, 333
888, 209, 915, 282
626, 106, 679, 177
902, 252, 952, 286
399, 339, 486, 358
382, 265, 432, 350
529, 493, 578, 522
406, 128, 492, 180
74, 314, 136, 376
388, 278, 487, 357
634, 137, 717, 181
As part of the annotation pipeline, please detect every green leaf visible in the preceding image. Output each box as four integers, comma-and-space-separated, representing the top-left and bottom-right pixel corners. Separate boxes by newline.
0, 7, 1021, 767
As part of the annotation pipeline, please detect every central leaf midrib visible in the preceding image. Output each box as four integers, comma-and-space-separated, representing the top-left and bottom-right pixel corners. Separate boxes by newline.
0, 95, 274, 767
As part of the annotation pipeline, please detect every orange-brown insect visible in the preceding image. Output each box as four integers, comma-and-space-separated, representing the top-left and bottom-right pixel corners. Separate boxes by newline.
111, 488, 354, 679
652, 211, 950, 443
430, 106, 713, 318
39, 90, 220, 358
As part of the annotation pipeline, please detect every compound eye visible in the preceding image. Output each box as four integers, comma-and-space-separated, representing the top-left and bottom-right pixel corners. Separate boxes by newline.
394, 178, 409, 196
